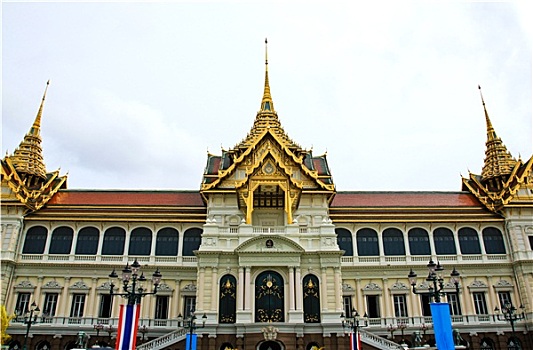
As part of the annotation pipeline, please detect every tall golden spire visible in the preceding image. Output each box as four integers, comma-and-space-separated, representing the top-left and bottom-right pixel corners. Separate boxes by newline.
478, 85, 516, 182
260, 38, 275, 113
10, 81, 50, 184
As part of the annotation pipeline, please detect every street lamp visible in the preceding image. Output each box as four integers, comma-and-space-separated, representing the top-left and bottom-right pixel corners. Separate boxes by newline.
93, 323, 104, 337
16, 301, 40, 350
341, 308, 368, 349
138, 325, 149, 343
408, 259, 460, 302
494, 302, 525, 337
105, 324, 115, 346
178, 311, 207, 350
387, 324, 397, 340
109, 259, 162, 305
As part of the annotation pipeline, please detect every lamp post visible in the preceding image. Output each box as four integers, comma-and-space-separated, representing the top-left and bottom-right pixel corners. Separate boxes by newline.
105, 324, 115, 346
109, 259, 162, 305
408, 259, 460, 350
341, 308, 368, 348
138, 325, 149, 344
408, 259, 460, 302
16, 301, 40, 350
387, 323, 397, 340
398, 322, 407, 343
93, 323, 104, 337
494, 302, 525, 342
178, 311, 207, 350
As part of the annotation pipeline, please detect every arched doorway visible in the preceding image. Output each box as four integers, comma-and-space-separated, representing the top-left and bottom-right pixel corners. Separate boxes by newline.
255, 270, 284, 322
258, 340, 283, 350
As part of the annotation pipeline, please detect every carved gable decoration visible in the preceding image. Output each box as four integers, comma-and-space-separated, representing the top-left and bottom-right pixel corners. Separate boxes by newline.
182, 283, 197, 293
70, 281, 89, 290
468, 280, 488, 291
390, 282, 408, 292
235, 235, 305, 254
42, 280, 63, 292
342, 283, 355, 292
97, 282, 113, 290
15, 280, 35, 290
493, 279, 513, 290
362, 282, 382, 291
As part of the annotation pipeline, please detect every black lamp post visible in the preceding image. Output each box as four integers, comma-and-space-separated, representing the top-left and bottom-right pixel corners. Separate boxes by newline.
16, 301, 40, 350
138, 325, 149, 343
105, 324, 115, 346
109, 259, 162, 305
494, 302, 525, 337
93, 323, 104, 337
341, 308, 368, 338
408, 259, 460, 302
178, 311, 207, 350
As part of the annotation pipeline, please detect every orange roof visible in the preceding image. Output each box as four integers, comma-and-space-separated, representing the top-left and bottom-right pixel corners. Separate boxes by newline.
47, 190, 205, 207
331, 192, 482, 207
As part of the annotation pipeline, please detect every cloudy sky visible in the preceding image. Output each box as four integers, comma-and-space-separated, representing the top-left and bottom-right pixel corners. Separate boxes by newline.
2, 2, 531, 191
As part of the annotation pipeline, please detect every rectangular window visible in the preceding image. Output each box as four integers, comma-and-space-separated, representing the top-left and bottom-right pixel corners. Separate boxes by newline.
70, 294, 86, 317
447, 293, 462, 316
497, 291, 512, 308
43, 293, 58, 317
184, 296, 196, 318
343, 296, 353, 318
155, 296, 169, 320
472, 292, 488, 315
99, 294, 113, 318
15, 293, 31, 314
420, 294, 432, 316
366, 295, 380, 318
393, 294, 408, 318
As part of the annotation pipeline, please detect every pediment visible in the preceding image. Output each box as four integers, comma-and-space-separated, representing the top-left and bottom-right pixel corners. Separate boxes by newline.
235, 235, 305, 254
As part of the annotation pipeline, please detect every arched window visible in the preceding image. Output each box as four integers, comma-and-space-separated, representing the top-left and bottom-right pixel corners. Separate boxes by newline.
480, 337, 495, 350
22, 226, 48, 254
219, 274, 236, 324
255, 271, 284, 322
102, 227, 126, 255
155, 228, 179, 256
335, 228, 353, 256
458, 228, 481, 254
128, 227, 152, 256
383, 228, 405, 256
356, 228, 379, 256
482, 227, 506, 254
182, 228, 202, 256
433, 228, 456, 255
75, 227, 99, 255
408, 228, 430, 255
303, 274, 320, 323
49, 226, 74, 254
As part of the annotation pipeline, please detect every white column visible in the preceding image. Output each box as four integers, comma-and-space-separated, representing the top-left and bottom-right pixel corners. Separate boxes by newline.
245, 267, 251, 311
237, 267, 244, 311
295, 267, 302, 311
60, 277, 70, 317
173, 279, 181, 318
321, 268, 328, 311
211, 267, 218, 311
288, 267, 295, 311
334, 268, 342, 311
383, 279, 391, 317
198, 268, 205, 310
88, 277, 97, 317
428, 229, 436, 256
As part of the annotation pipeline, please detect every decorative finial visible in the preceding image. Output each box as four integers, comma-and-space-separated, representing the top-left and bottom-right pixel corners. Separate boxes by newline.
33, 80, 50, 131
265, 38, 268, 66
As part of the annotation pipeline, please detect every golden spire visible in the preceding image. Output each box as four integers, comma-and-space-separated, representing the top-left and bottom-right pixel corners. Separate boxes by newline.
10, 81, 50, 183
260, 38, 275, 113
477, 85, 516, 182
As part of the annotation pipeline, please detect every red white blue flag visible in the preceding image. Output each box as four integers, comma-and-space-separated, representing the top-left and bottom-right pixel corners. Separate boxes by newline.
350, 331, 361, 350
115, 304, 140, 350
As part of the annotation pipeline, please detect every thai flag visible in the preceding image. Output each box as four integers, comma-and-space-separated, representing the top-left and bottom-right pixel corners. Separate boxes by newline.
350, 331, 361, 350
115, 304, 140, 350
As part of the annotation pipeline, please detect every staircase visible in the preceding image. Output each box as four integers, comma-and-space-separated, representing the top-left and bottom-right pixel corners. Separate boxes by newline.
136, 328, 404, 350
136, 327, 187, 350
359, 329, 404, 350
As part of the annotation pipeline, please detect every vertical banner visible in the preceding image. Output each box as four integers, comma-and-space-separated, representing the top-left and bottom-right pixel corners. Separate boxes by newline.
116, 303, 141, 350
349, 331, 361, 350
430, 302, 454, 350
185, 334, 197, 350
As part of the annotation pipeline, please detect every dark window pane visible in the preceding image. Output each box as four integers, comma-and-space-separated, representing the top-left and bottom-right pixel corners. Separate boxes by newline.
219, 274, 237, 324
434, 228, 456, 255
357, 228, 379, 256
49, 226, 74, 254
482, 227, 506, 254
75, 227, 99, 255
156, 228, 179, 256
408, 228, 430, 255
458, 228, 481, 254
22, 226, 48, 254
383, 228, 405, 256
182, 228, 202, 256
102, 227, 126, 255
335, 228, 353, 256
128, 227, 152, 256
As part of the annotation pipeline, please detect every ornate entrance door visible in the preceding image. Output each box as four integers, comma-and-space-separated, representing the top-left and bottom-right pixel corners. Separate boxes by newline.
255, 271, 284, 322
258, 341, 283, 350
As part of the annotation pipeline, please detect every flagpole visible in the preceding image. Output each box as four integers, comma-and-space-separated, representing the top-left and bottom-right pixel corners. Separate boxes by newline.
341, 308, 368, 350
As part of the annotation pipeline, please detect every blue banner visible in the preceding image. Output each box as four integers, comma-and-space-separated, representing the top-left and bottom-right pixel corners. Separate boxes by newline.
185, 333, 197, 350
430, 302, 454, 350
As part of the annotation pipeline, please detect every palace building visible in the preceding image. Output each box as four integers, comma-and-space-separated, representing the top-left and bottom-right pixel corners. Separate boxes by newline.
2, 49, 533, 350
